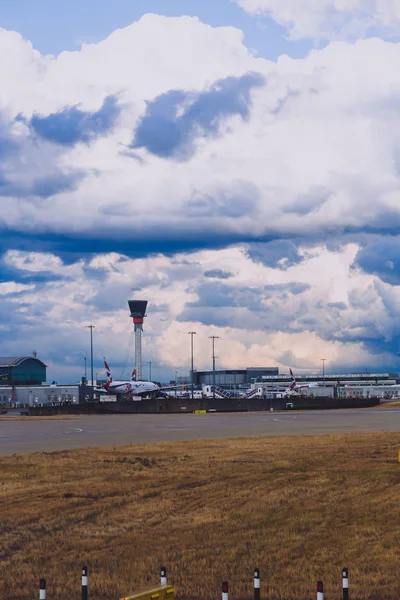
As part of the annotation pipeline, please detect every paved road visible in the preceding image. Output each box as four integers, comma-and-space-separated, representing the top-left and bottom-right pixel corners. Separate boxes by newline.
0, 408, 399, 455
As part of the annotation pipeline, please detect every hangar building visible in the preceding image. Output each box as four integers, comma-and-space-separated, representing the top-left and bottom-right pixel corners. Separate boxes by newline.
0, 356, 47, 386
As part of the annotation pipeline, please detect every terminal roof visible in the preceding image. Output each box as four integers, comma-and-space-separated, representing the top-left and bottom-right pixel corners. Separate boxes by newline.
0, 357, 47, 367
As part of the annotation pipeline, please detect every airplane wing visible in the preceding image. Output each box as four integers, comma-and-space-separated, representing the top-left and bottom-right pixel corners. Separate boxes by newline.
296, 383, 320, 389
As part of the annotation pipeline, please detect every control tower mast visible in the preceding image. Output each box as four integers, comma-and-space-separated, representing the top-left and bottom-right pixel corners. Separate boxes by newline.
128, 300, 148, 381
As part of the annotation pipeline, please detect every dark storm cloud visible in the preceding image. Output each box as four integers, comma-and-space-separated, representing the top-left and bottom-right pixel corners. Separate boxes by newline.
0, 116, 21, 189
130, 72, 265, 160
28, 95, 121, 146
204, 269, 233, 279
0, 171, 85, 198
178, 280, 312, 331
0, 230, 263, 264
186, 281, 263, 310
246, 240, 303, 268
0, 119, 18, 159
0, 110, 87, 198
31, 172, 86, 197
178, 307, 239, 328
354, 237, 400, 285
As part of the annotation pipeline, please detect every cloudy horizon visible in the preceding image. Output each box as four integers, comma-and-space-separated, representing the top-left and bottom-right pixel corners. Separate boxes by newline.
1, 0, 400, 383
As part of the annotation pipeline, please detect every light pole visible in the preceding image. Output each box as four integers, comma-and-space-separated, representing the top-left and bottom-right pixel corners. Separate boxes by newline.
148, 361, 152, 382
209, 336, 219, 398
84, 355, 87, 380
321, 358, 326, 389
188, 332, 196, 400
86, 325, 95, 401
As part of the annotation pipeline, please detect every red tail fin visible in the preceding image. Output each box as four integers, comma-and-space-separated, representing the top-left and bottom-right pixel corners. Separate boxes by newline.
289, 368, 296, 390
103, 357, 112, 389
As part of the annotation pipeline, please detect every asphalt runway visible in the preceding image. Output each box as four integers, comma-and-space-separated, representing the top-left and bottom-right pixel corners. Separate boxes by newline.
0, 408, 399, 455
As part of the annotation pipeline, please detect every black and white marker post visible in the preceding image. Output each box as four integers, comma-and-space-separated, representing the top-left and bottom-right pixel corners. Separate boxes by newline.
160, 566, 167, 586
317, 580, 324, 600
222, 581, 229, 600
82, 566, 88, 600
254, 568, 261, 600
342, 568, 349, 600
39, 578, 46, 600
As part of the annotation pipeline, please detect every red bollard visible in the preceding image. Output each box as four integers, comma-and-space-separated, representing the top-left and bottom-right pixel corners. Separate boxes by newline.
317, 580, 324, 600
222, 580, 229, 600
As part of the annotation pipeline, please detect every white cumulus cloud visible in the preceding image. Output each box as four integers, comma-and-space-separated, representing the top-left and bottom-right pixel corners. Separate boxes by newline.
236, 0, 400, 40
1, 244, 399, 382
0, 16, 400, 243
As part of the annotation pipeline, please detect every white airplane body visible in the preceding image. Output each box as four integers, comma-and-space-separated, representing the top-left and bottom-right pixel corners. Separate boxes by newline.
103, 380, 161, 395
284, 368, 320, 396
97, 359, 183, 397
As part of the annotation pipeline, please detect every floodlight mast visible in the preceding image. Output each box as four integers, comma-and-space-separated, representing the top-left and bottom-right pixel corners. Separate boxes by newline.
128, 300, 148, 382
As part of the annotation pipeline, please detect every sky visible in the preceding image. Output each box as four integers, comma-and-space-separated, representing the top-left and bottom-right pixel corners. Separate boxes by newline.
1, 0, 400, 383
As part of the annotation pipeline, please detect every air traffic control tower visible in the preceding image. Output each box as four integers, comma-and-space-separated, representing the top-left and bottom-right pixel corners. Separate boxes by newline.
128, 300, 148, 381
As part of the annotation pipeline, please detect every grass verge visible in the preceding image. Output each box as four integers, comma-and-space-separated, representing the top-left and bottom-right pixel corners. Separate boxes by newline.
380, 401, 400, 408
1, 432, 400, 599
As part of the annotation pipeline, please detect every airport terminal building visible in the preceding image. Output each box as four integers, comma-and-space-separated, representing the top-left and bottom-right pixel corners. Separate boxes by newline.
0, 355, 89, 407
250, 372, 400, 399
193, 368, 279, 391
0, 356, 47, 386
0, 384, 82, 407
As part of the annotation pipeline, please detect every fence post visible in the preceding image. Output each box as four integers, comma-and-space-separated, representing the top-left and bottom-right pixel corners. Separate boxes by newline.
160, 566, 167, 586
317, 580, 324, 600
82, 566, 88, 600
342, 568, 348, 600
39, 578, 46, 600
254, 568, 260, 600
222, 581, 229, 600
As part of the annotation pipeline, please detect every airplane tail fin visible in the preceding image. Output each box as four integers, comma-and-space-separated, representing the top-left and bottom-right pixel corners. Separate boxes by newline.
289, 368, 297, 390
131, 368, 137, 381
103, 357, 113, 389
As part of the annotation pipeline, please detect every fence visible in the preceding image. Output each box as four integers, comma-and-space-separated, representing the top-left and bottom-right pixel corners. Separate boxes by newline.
221, 568, 349, 600
37, 567, 174, 600
36, 565, 351, 599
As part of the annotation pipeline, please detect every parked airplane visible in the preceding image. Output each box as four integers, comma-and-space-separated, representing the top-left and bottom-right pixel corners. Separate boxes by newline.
97, 359, 179, 397
284, 368, 320, 396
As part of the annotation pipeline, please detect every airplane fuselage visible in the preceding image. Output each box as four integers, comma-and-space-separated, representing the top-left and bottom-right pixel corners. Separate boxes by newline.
105, 381, 160, 395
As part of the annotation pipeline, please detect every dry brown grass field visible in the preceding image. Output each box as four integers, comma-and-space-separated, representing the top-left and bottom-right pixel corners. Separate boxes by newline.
1, 432, 400, 600
380, 401, 400, 408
